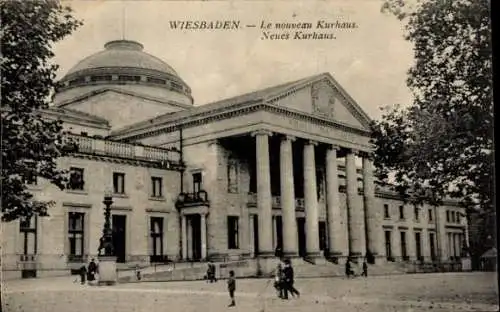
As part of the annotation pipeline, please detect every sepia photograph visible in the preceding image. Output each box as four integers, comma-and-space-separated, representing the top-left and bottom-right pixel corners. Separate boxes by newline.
0, 0, 496, 311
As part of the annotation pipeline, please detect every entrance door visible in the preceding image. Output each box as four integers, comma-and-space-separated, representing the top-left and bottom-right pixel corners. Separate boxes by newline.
112, 215, 126, 263
276, 216, 283, 252
253, 215, 259, 256
190, 215, 202, 261
297, 217, 306, 257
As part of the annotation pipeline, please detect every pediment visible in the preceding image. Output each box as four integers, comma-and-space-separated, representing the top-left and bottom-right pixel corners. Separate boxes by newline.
267, 73, 372, 130
59, 89, 186, 130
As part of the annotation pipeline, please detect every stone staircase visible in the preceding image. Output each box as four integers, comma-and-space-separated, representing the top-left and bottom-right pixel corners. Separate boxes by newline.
117, 258, 412, 283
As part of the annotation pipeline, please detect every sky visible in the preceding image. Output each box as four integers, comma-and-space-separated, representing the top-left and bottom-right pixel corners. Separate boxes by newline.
53, 0, 415, 120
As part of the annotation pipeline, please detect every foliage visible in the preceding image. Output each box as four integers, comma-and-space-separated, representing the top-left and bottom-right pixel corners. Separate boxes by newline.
374, 0, 494, 255
1, 1, 81, 222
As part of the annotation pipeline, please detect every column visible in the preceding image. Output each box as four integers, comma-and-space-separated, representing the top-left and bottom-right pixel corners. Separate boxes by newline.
272, 216, 277, 250
303, 140, 320, 256
392, 228, 401, 260
346, 149, 365, 258
201, 214, 207, 260
280, 135, 298, 257
252, 130, 273, 256
363, 153, 383, 261
249, 214, 255, 256
325, 145, 343, 257
187, 217, 192, 259
181, 215, 187, 259
422, 229, 431, 261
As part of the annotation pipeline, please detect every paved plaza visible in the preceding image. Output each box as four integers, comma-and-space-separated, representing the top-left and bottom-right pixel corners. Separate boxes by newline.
3, 272, 498, 312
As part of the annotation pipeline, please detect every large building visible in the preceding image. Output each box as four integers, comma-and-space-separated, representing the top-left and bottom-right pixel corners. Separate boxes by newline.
1, 40, 469, 279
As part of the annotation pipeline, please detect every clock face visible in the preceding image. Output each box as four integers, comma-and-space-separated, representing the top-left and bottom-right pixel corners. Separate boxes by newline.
311, 81, 336, 117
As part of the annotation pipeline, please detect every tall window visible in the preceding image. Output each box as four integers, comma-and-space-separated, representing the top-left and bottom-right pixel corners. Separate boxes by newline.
227, 158, 239, 193
150, 217, 164, 262
400, 231, 407, 259
399, 205, 405, 220
227, 216, 239, 249
451, 211, 455, 223
415, 232, 422, 260
151, 177, 163, 198
68, 212, 85, 261
414, 207, 420, 221
385, 231, 392, 260
429, 232, 436, 261
446, 211, 450, 222
428, 209, 433, 222
20, 216, 37, 256
384, 204, 390, 219
318, 221, 326, 251
192, 172, 202, 193
68, 167, 84, 190
113, 172, 125, 194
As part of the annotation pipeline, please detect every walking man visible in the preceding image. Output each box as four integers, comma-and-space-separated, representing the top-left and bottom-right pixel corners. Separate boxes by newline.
227, 270, 236, 307
361, 259, 368, 277
282, 259, 300, 299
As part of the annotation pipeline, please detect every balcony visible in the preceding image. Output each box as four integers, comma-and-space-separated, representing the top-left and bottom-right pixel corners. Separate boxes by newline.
247, 193, 305, 210
175, 190, 210, 209
65, 134, 183, 170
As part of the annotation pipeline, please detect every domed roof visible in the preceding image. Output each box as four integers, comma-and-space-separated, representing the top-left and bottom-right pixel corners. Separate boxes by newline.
65, 40, 180, 78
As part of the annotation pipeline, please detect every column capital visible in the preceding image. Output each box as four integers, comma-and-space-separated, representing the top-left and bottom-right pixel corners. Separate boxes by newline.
280, 134, 296, 142
359, 151, 374, 159
346, 148, 361, 156
251, 129, 273, 137
305, 139, 318, 146
328, 144, 341, 151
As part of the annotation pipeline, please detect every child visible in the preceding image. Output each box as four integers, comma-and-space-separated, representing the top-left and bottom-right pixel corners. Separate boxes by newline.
227, 270, 236, 307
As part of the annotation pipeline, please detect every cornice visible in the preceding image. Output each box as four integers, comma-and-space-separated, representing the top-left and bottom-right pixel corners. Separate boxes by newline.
115, 102, 372, 142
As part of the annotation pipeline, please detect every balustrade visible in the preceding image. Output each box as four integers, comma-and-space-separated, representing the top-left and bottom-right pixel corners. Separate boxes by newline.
64, 134, 181, 167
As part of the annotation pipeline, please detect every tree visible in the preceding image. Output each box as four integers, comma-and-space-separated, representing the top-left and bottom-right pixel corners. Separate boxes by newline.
1, 1, 81, 222
373, 0, 494, 262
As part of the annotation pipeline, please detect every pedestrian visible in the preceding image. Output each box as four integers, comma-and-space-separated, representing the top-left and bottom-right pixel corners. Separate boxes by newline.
227, 270, 236, 307
345, 258, 353, 278
361, 259, 368, 277
211, 262, 217, 282
79, 264, 87, 285
274, 262, 283, 298
87, 258, 97, 285
282, 259, 300, 299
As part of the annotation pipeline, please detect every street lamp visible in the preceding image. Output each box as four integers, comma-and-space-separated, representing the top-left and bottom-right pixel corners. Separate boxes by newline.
97, 189, 117, 285
98, 190, 114, 256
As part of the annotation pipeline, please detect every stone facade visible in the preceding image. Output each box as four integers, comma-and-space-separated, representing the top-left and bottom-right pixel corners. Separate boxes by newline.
1, 40, 468, 279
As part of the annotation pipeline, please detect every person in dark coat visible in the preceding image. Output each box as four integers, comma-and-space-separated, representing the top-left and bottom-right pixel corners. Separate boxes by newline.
227, 270, 236, 307
274, 262, 284, 298
345, 259, 353, 278
361, 259, 368, 277
282, 259, 300, 299
87, 258, 98, 283
79, 265, 87, 285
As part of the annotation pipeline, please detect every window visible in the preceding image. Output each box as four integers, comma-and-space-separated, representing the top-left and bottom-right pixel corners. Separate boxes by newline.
227, 158, 239, 193
429, 232, 436, 261
451, 211, 455, 223
68, 212, 85, 261
400, 231, 407, 259
227, 216, 239, 249
68, 167, 84, 190
318, 221, 326, 251
151, 177, 163, 198
414, 207, 420, 221
384, 204, 390, 219
399, 205, 405, 220
446, 211, 450, 222
415, 232, 422, 260
385, 231, 392, 260
20, 216, 37, 255
113, 172, 125, 194
193, 172, 202, 193
150, 217, 164, 262
428, 209, 433, 222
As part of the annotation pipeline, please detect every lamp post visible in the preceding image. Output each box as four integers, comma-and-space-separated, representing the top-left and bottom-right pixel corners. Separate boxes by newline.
98, 190, 117, 285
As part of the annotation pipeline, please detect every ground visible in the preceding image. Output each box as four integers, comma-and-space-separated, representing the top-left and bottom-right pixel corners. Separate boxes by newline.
2, 272, 498, 312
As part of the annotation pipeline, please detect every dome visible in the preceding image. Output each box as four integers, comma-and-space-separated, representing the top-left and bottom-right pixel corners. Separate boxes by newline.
65, 40, 180, 78
55, 40, 193, 106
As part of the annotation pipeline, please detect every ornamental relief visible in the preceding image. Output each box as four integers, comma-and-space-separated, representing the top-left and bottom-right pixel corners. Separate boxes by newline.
311, 81, 336, 118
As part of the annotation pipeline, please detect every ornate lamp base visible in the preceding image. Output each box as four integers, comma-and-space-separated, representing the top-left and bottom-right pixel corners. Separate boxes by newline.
97, 256, 117, 285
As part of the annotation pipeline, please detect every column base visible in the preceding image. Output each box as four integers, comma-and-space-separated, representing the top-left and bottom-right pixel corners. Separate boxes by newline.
326, 251, 348, 265
97, 256, 117, 286
257, 251, 275, 258
282, 251, 299, 259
